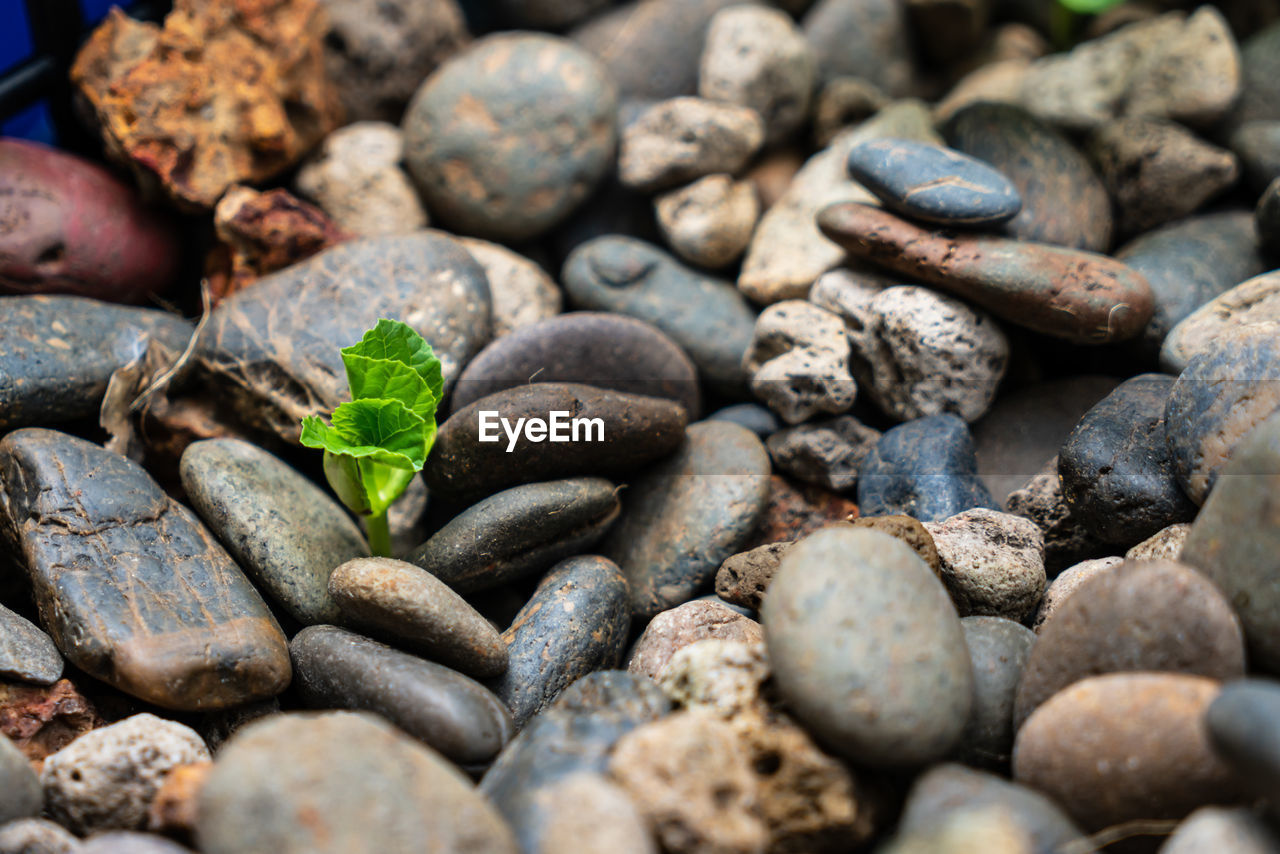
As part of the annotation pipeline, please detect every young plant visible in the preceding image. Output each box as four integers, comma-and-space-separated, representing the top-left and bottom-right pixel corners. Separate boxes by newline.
1052, 0, 1126, 46
300, 318, 442, 557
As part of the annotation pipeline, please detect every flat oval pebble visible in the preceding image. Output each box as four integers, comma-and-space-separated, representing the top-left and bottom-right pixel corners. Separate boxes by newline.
426, 384, 686, 504
817, 203, 1154, 344
0, 733, 41, 823
180, 439, 368, 625
958, 617, 1036, 769
1205, 680, 1280, 804
451, 313, 701, 418
846, 138, 1021, 226
291, 625, 513, 764
0, 429, 290, 711
1162, 270, 1280, 374
763, 526, 973, 766
0, 604, 62, 685
1013, 673, 1236, 832
603, 420, 770, 618
488, 556, 631, 729
329, 557, 508, 678
196, 712, 518, 854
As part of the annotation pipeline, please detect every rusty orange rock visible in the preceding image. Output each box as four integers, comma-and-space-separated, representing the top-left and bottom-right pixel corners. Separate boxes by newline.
816, 203, 1154, 344
149, 760, 211, 839
0, 679, 102, 770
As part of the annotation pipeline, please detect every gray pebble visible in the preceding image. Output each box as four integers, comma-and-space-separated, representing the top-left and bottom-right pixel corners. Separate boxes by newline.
958, 618, 1036, 770
1161, 271, 1280, 374
742, 300, 856, 424
618, 98, 764, 193
455, 238, 561, 339
0, 818, 81, 854
0, 734, 41, 824
765, 415, 879, 492
0, 604, 62, 685
925, 509, 1046, 621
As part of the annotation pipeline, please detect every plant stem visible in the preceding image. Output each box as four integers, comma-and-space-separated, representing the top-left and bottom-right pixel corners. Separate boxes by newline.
366, 511, 392, 558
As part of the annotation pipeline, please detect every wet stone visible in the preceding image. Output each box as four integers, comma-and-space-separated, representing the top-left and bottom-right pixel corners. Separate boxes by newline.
618, 98, 765, 193
0, 429, 290, 711
715, 542, 792, 611
654, 174, 759, 270
0, 734, 41, 824
328, 557, 508, 679
845, 139, 1022, 227
958, 618, 1036, 770
924, 509, 1046, 621
0, 605, 62, 686
766, 415, 880, 492
291, 626, 512, 764
1161, 271, 1280, 374
743, 301, 857, 425
627, 602, 763, 680
180, 439, 367, 626
455, 238, 562, 340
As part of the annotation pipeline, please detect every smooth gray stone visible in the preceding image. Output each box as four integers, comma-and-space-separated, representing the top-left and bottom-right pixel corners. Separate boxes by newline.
81, 833, 193, 853
706, 403, 780, 438
291, 625, 514, 765
0, 734, 42, 823
0, 604, 62, 685
957, 617, 1035, 771
1205, 680, 1280, 804
180, 439, 369, 626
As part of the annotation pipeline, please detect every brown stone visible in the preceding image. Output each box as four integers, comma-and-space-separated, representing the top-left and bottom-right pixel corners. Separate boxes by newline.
716, 542, 792, 610
746, 475, 859, 548
849, 515, 942, 576
1005, 458, 1111, 576
627, 602, 763, 680
148, 761, 210, 840
0, 679, 102, 770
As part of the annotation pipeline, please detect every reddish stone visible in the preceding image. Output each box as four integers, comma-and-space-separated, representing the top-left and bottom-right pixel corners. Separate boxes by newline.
0, 679, 103, 770
746, 475, 859, 548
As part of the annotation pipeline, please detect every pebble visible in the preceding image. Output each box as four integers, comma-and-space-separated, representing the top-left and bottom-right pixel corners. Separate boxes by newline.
813, 77, 889, 148
765, 415, 881, 492
1161, 807, 1280, 854
943, 102, 1113, 251
924, 509, 1046, 621
858, 415, 999, 523
850, 515, 944, 574
0, 296, 192, 432
654, 174, 759, 270
1161, 271, 1280, 373
715, 542, 791, 611
627, 602, 764, 680
42, 714, 209, 836
1205, 680, 1280, 804
489, 557, 632, 728
0, 429, 290, 711
958, 618, 1036, 770
0, 734, 42, 824
811, 271, 1010, 422
763, 526, 973, 765
455, 238, 562, 339
698, 6, 815, 145
81, 833, 193, 853
328, 557, 507, 678
0, 678, 101, 766
1236, 21, 1280, 126
409, 478, 620, 594
1006, 459, 1111, 576
195, 232, 491, 443
1260, 179, 1280, 253
180, 439, 367, 625
1013, 673, 1236, 832
196, 712, 518, 854
402, 33, 616, 241
294, 122, 429, 236
742, 301, 857, 424
707, 403, 779, 439
817, 203, 1155, 345
523, 773, 657, 854
0, 140, 179, 303
656, 639, 768, 719
602, 420, 771, 617
618, 98, 765, 193
1059, 374, 1198, 546
845, 139, 1022, 227
0, 818, 81, 854
1232, 120, 1280, 192
1015, 560, 1245, 727
1126, 523, 1190, 562
424, 384, 687, 503
290, 625, 513, 764
802, 0, 914, 96
562, 237, 758, 395
0, 605, 62, 686
1032, 557, 1123, 631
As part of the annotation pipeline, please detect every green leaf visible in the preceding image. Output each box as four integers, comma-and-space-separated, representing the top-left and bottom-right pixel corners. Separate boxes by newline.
341, 318, 443, 420
1057, 0, 1124, 13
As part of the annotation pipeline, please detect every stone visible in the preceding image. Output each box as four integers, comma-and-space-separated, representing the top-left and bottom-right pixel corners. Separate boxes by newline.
0, 819, 80, 854
294, 122, 429, 236
1235, 21, 1280, 126
196, 712, 518, 854
1232, 121, 1280, 192
562, 237, 758, 395
0, 430, 291, 711
845, 139, 1022, 227
409, 478, 620, 596
924, 509, 1046, 621
858, 415, 998, 523
42, 714, 210, 836
493, 0, 612, 29
1015, 560, 1245, 727
451, 313, 700, 418
318, 0, 468, 124
1261, 179, 1280, 253
1126, 523, 1190, 562
958, 618, 1036, 770
525, 774, 658, 854
817, 203, 1155, 345
763, 527, 972, 765
745, 148, 805, 212
194, 232, 491, 444
0, 734, 41, 823
455, 238, 561, 340
618, 98, 765, 193
403, 33, 616, 241
329, 558, 507, 678
71, 0, 340, 210
1005, 459, 1111, 576
933, 58, 1032, 130
1013, 673, 1237, 832
708, 404, 780, 439
0, 140, 178, 303
747, 476, 859, 547
1032, 557, 1123, 631
290, 625, 513, 764
765, 415, 880, 492
1088, 118, 1240, 237
425, 385, 687, 504
1162, 271, 1280, 374
0, 296, 192, 432
180, 439, 368, 626
1205, 680, 1280, 804
943, 102, 1112, 252
489, 557, 632, 728
698, 7, 815, 145
813, 77, 890, 147
654, 175, 759, 270
810, 271, 1010, 422
147, 761, 208, 840
715, 543, 792, 611
81, 833, 193, 853
602, 421, 771, 618
742, 301, 857, 424
656, 639, 768, 719
802, 0, 915, 96
1161, 807, 1280, 854
849, 515, 944, 574
0, 606, 61, 686
0, 679, 101, 769
608, 710, 767, 854
627, 603, 763, 680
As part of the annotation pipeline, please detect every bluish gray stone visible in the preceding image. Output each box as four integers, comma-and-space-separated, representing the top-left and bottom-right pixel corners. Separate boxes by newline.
958, 617, 1035, 771
706, 403, 780, 438
0, 734, 41, 823
0, 604, 62, 685
1206, 680, 1280, 805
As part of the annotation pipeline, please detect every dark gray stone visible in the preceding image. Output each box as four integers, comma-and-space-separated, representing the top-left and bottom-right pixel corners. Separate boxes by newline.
180, 439, 368, 626
291, 625, 513, 765
1260, 178, 1280, 253
0, 429, 290, 711
1230, 120, 1280, 193
766, 415, 880, 492
957, 617, 1035, 771
0, 604, 62, 685
802, 0, 915, 96
1206, 680, 1280, 804
706, 403, 779, 438
0, 734, 41, 823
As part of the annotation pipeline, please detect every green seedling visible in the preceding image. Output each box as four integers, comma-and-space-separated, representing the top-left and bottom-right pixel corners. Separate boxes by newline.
1052, 0, 1126, 46
300, 318, 442, 557
1058, 0, 1124, 11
